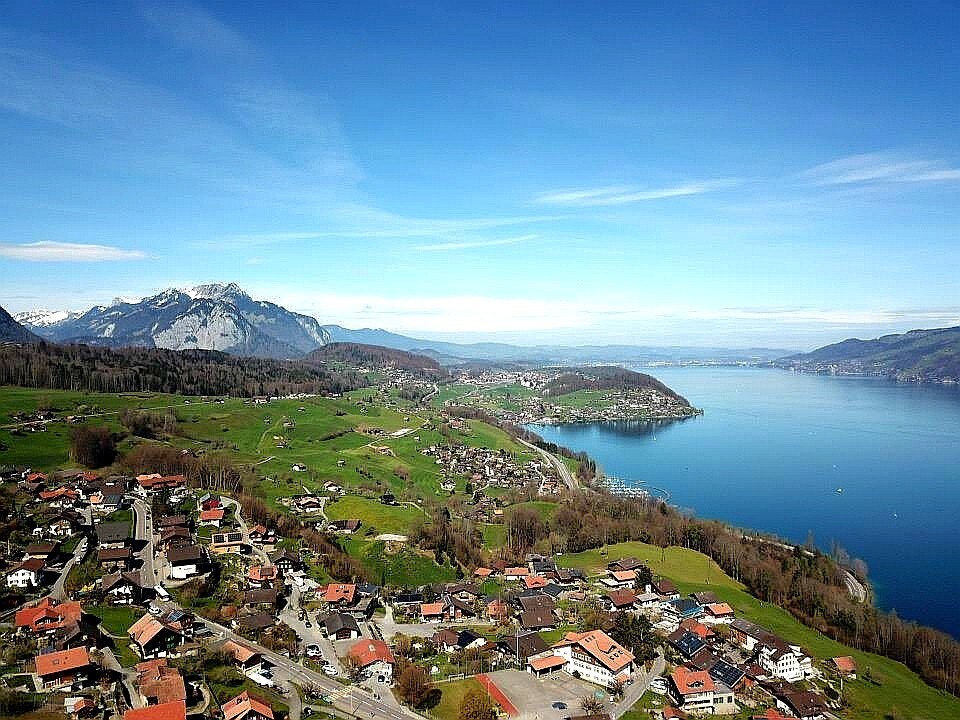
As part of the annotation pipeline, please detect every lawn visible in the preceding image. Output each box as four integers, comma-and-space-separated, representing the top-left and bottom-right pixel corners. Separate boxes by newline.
480, 523, 506, 550
89, 604, 143, 636
325, 495, 426, 535
560, 541, 960, 720
429, 678, 485, 720
343, 538, 458, 586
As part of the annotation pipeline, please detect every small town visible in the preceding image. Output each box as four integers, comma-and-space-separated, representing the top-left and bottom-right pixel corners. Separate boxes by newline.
0, 444, 858, 720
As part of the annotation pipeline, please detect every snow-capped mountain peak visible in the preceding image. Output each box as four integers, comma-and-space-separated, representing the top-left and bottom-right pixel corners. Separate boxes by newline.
13, 309, 81, 327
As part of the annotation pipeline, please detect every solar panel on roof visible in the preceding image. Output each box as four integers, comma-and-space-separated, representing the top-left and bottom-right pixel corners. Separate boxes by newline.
708, 658, 745, 687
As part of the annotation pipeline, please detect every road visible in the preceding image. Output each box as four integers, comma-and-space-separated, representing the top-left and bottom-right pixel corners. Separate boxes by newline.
131, 497, 156, 587
48, 536, 88, 601
611, 652, 665, 719
516, 437, 579, 492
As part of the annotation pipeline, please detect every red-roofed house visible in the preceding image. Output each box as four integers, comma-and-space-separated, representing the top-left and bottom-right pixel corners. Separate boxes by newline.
524, 575, 548, 590
504, 567, 529, 580
135, 659, 187, 706
35, 647, 92, 690
199, 509, 224, 527
349, 639, 396, 680
123, 700, 187, 720
669, 667, 736, 715
222, 691, 274, 720
703, 603, 735, 624
323, 583, 356, 606
606, 569, 637, 587
16, 598, 82, 634
830, 656, 857, 678
247, 565, 279, 589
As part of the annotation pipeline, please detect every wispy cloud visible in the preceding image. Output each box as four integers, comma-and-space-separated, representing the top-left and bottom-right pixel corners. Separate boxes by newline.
801, 152, 960, 186
532, 180, 735, 207
414, 234, 538, 252
0, 241, 147, 262
211, 206, 559, 246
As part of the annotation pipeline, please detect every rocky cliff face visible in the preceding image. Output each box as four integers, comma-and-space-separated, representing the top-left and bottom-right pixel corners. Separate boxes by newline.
15, 284, 328, 358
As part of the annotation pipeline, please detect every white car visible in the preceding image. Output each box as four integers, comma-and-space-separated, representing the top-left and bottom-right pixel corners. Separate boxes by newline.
305, 644, 322, 658
649, 677, 668, 694
322, 666, 340, 677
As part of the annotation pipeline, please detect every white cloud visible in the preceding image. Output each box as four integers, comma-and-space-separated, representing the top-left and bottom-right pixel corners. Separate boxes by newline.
414, 234, 538, 252
801, 152, 960, 186
0, 241, 147, 262
533, 180, 735, 206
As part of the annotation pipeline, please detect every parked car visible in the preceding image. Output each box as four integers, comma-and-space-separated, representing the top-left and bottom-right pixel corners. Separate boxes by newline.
322, 666, 340, 677
305, 644, 322, 658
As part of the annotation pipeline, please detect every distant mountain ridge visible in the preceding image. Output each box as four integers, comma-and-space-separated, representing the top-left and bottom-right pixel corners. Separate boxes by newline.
0, 305, 40, 343
774, 325, 960, 382
14, 282, 790, 364
16, 283, 328, 359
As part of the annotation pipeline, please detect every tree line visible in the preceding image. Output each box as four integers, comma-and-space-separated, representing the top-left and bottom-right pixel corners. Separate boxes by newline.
0, 341, 367, 397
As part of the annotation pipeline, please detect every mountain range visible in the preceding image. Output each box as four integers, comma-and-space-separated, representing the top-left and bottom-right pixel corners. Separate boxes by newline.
11, 282, 789, 364
774, 325, 960, 382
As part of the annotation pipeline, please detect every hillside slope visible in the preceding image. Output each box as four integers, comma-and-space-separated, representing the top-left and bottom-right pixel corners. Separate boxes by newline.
775, 326, 960, 382
0, 304, 40, 343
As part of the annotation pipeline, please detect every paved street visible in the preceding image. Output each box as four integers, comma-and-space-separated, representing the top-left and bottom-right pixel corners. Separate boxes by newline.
611, 652, 666, 719
49, 536, 87, 601
517, 438, 578, 491
132, 496, 156, 587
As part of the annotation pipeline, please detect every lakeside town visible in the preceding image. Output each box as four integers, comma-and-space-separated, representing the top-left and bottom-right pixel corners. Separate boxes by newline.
0, 390, 868, 720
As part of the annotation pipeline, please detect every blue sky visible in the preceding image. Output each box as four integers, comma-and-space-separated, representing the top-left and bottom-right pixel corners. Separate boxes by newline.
1, 1, 959, 349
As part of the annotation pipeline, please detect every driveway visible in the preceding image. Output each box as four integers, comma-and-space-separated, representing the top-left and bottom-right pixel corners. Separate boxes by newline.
611, 653, 666, 719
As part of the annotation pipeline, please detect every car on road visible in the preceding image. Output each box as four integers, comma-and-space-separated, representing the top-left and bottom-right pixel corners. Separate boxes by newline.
322, 665, 339, 677
377, 675, 386, 684
552, 702, 567, 710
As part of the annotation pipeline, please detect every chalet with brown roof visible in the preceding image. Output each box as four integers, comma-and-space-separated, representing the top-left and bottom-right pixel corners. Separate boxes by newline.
243, 588, 280, 613
7, 557, 47, 587
101, 571, 145, 605
606, 588, 637, 610
128, 610, 194, 659
99, 547, 134, 571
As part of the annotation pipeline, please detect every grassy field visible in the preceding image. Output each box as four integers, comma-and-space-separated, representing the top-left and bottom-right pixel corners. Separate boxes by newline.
325, 495, 426, 535
560, 541, 960, 720
345, 538, 458, 586
89, 604, 143, 636
428, 678, 485, 720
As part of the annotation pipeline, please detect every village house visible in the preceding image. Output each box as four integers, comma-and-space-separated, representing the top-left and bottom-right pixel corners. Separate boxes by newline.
321, 613, 361, 640
668, 666, 737, 715
101, 571, 146, 605
499, 630, 551, 665
830, 656, 857, 679
166, 545, 206, 580
222, 691, 274, 720
243, 588, 280, 614
222, 640, 264, 675
134, 658, 187, 707
349, 639, 396, 680
199, 509, 224, 527
247, 565, 279, 589
16, 598, 83, 636
7, 557, 46, 588
128, 610, 194, 659
210, 531, 245, 554
775, 690, 829, 720
328, 518, 362, 535
702, 602, 735, 624
248, 525, 276, 546
123, 700, 187, 720
551, 630, 634, 687
322, 582, 357, 608
602, 569, 637, 588
34, 647, 93, 691
96, 522, 131, 549
270, 549, 303, 574
98, 547, 134, 572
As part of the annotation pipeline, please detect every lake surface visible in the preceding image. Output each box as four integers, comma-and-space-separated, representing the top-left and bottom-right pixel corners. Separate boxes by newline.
529, 366, 960, 639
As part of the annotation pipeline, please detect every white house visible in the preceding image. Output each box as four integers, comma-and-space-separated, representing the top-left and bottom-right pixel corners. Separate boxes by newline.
6, 558, 44, 588
550, 630, 633, 687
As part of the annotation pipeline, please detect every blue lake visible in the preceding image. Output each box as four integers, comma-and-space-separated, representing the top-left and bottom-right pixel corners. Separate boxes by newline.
529, 366, 960, 639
